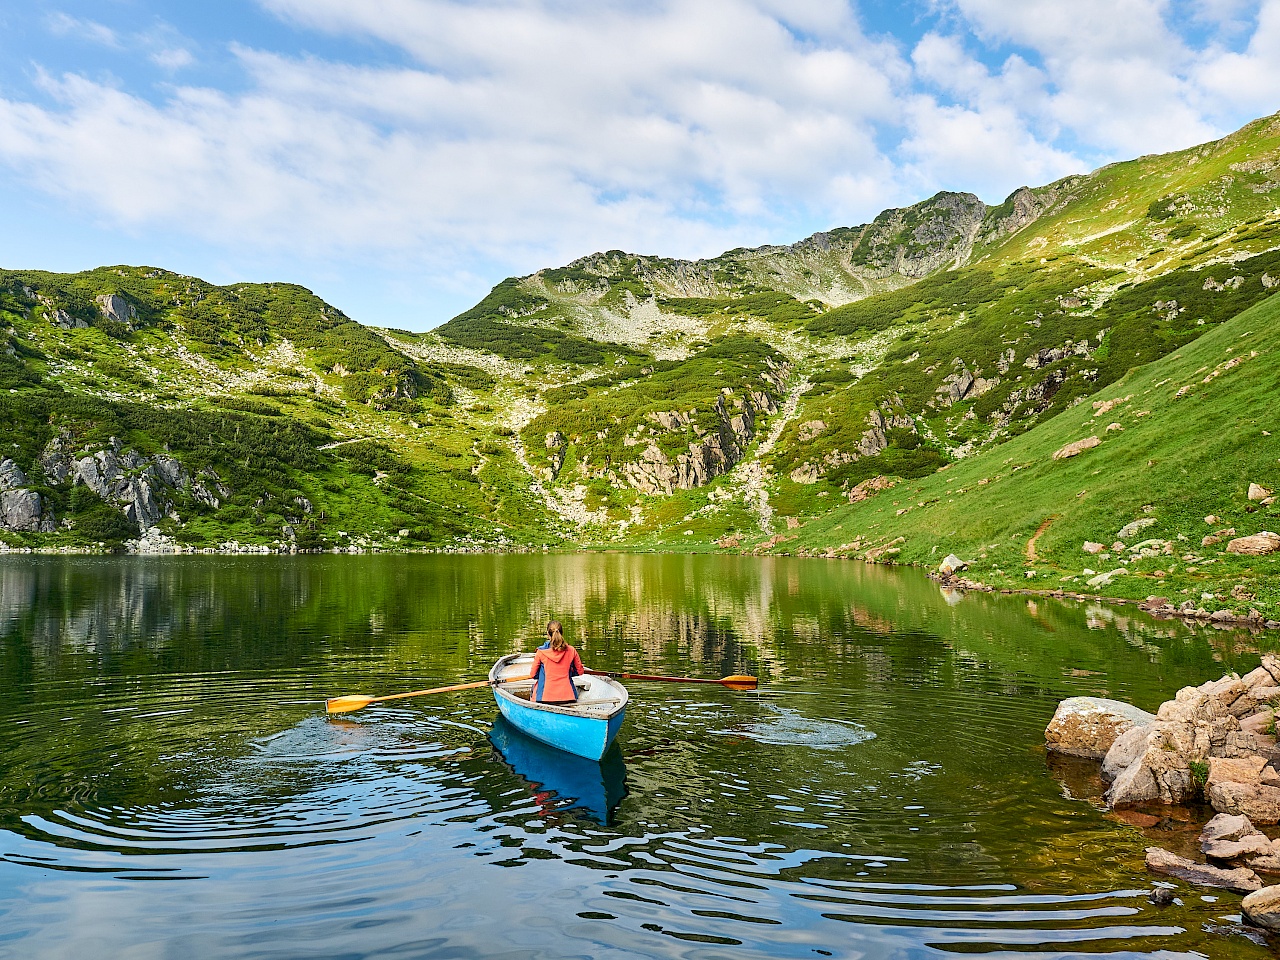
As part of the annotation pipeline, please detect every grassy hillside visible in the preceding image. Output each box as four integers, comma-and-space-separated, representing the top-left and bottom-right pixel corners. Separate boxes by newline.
2, 111, 1279, 577
0, 267, 562, 551
783, 290, 1280, 616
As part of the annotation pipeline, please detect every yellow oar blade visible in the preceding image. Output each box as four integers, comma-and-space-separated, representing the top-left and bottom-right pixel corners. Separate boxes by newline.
326, 694, 377, 715
721, 675, 758, 691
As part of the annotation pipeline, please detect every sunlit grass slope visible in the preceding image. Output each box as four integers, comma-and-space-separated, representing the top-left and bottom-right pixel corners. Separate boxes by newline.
786, 292, 1280, 617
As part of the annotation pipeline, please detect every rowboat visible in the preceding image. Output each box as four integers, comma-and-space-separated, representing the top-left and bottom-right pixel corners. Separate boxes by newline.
489, 653, 628, 761
489, 717, 627, 823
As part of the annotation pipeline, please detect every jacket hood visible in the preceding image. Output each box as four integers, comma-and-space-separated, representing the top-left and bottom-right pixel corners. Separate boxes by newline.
541, 645, 570, 663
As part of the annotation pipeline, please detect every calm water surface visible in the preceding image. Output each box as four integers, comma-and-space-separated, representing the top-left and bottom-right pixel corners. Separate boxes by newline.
0, 554, 1277, 959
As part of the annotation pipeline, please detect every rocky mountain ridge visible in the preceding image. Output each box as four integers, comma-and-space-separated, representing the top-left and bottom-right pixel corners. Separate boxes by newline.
0, 110, 1277, 626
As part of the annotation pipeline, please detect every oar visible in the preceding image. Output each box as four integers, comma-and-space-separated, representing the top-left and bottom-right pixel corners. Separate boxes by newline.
327, 679, 499, 715
585, 669, 757, 691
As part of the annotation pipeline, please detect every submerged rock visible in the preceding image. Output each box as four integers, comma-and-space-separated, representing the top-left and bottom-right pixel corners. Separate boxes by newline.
1145, 847, 1261, 892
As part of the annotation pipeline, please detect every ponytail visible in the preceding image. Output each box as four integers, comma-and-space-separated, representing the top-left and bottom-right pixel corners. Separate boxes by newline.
546, 620, 566, 652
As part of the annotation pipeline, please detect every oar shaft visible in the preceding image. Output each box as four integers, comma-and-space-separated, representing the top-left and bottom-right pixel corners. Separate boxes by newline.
370, 679, 494, 704
584, 669, 753, 686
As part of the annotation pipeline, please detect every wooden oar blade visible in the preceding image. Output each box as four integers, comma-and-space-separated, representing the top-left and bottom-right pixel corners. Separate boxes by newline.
721, 675, 758, 690
326, 694, 376, 715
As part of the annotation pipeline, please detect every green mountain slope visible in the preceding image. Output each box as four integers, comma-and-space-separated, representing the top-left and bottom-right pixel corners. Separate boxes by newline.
785, 288, 1280, 617
0, 110, 1278, 604
0, 267, 561, 551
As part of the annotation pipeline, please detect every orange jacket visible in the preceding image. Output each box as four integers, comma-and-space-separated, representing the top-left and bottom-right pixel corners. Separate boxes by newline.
529, 643, 584, 702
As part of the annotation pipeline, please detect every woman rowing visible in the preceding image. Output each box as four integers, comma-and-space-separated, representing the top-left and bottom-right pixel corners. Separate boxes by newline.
529, 620, 586, 705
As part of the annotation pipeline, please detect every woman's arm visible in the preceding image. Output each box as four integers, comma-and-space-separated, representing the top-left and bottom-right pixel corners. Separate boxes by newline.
528, 651, 542, 679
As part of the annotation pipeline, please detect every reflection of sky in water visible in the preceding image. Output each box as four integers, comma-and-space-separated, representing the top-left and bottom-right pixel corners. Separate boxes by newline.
717, 704, 876, 751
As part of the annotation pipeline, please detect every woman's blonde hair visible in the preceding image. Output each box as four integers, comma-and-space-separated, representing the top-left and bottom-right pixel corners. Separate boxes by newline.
546, 620, 566, 652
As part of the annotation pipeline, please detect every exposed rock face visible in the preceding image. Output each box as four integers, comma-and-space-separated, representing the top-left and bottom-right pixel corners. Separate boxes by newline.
1145, 847, 1261, 892
1227, 532, 1280, 556
620, 393, 761, 495
976, 183, 1075, 247
1045, 697, 1155, 760
792, 402, 916, 483
95, 293, 137, 328
545, 432, 566, 480
0, 458, 57, 533
36, 436, 230, 531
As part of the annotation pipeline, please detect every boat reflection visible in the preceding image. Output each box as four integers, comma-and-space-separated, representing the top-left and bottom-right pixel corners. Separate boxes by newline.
488, 717, 627, 824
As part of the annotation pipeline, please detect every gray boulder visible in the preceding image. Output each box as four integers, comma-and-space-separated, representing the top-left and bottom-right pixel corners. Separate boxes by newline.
0, 459, 55, 533
0, 488, 48, 532
1102, 724, 1154, 780
1045, 697, 1155, 760
0, 458, 28, 491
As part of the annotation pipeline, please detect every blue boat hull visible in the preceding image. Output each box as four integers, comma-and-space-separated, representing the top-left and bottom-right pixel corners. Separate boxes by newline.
494, 690, 626, 761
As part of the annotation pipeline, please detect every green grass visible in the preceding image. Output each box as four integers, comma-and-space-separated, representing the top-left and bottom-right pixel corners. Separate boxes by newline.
785, 291, 1280, 617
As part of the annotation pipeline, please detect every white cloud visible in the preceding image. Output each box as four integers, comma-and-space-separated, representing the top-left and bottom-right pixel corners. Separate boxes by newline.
1194, 0, 1280, 116
46, 12, 121, 48
2, 0, 1277, 326
0, 0, 920, 283
150, 47, 195, 71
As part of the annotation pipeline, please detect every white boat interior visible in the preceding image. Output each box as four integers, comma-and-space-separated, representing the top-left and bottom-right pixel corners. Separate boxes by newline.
490, 653, 628, 718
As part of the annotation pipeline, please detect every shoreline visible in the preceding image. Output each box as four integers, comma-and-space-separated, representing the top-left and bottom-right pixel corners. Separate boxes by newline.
3, 536, 1277, 631
928, 570, 1280, 631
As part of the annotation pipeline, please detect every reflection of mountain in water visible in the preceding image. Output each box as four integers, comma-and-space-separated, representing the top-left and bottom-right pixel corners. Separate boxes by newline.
0, 554, 1254, 699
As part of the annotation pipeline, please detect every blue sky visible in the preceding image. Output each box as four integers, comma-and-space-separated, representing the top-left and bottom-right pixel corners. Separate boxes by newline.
0, 0, 1277, 329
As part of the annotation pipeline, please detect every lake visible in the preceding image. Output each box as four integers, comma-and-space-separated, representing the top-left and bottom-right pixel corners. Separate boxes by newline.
0, 554, 1276, 958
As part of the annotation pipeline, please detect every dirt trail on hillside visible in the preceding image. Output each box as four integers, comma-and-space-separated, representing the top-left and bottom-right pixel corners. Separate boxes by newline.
1026, 515, 1058, 562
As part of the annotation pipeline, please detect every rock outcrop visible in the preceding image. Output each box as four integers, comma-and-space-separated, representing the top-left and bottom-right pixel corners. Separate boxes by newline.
26, 436, 231, 532
1050, 657, 1280, 822
620, 392, 763, 495
0, 458, 56, 533
95, 293, 137, 328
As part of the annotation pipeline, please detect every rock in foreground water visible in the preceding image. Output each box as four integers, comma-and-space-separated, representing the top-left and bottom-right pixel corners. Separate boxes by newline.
1045, 697, 1155, 759
1242, 886, 1280, 930
1145, 847, 1261, 892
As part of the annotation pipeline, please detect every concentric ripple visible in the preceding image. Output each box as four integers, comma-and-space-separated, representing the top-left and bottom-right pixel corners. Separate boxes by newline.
0, 554, 1272, 958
